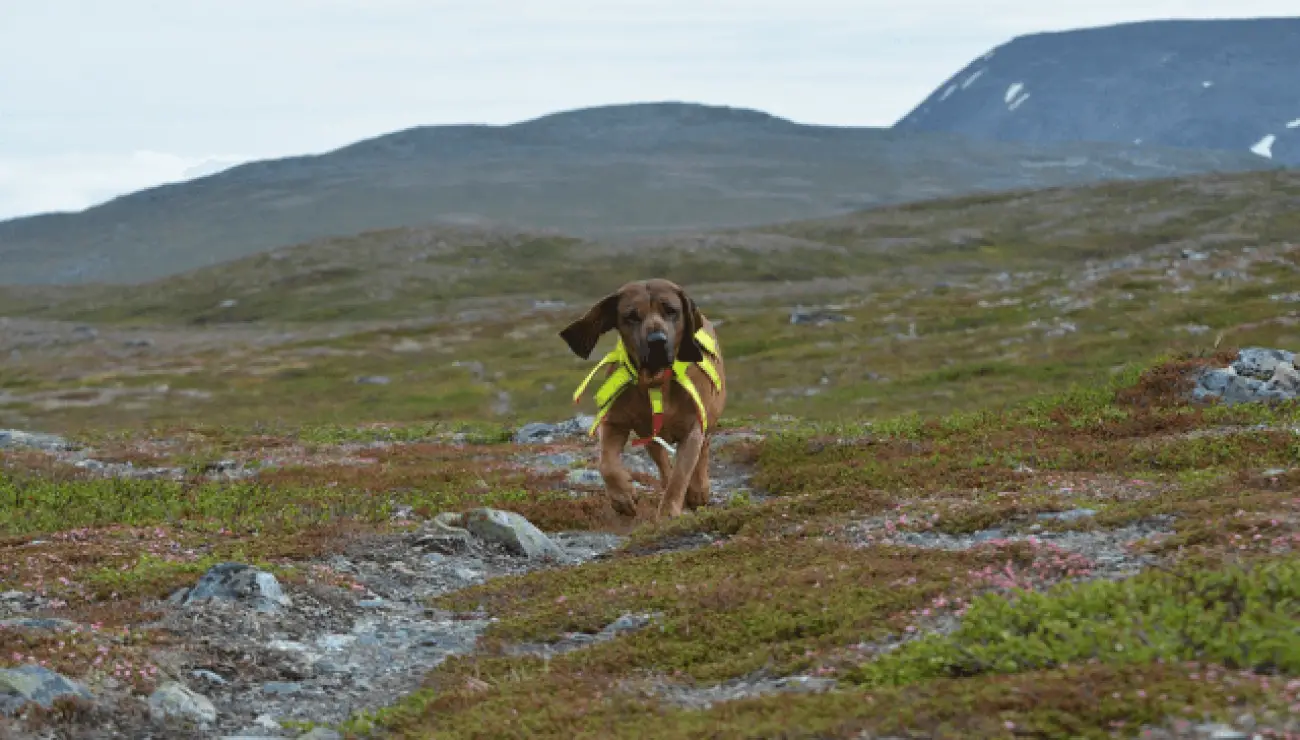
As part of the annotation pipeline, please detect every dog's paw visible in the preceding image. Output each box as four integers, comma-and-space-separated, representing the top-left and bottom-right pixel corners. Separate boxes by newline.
609, 494, 638, 517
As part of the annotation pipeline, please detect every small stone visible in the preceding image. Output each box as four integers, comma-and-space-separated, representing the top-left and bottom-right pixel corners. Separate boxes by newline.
261, 681, 303, 696
0, 665, 93, 715
453, 567, 482, 582
0, 429, 73, 452
191, 669, 228, 686
391, 338, 423, 353
354, 375, 391, 385
790, 306, 848, 325
313, 659, 352, 675
0, 617, 78, 631
358, 599, 386, 609
565, 469, 603, 487
1267, 362, 1300, 394
1036, 508, 1097, 522
252, 713, 282, 731
298, 729, 343, 740
316, 634, 356, 651
149, 681, 217, 724
599, 613, 655, 637
267, 639, 311, 653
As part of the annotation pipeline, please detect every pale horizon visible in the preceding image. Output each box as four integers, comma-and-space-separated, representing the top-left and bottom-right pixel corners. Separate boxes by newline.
2, 1, 1296, 221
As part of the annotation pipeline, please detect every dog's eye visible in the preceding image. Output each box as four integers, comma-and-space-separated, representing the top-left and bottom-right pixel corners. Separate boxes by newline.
663, 306, 678, 318
624, 312, 640, 323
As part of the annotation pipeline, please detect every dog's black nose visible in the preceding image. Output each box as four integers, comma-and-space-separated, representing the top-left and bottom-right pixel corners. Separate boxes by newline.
647, 331, 668, 345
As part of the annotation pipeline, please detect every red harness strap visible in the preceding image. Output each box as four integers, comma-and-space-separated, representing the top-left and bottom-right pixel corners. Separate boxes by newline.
630, 369, 671, 448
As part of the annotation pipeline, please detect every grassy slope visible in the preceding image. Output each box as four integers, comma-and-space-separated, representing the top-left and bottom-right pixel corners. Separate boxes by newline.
4, 168, 1297, 325
2, 169, 1300, 434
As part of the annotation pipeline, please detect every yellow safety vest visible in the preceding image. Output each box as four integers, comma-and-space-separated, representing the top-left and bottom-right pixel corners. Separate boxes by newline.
572, 329, 722, 442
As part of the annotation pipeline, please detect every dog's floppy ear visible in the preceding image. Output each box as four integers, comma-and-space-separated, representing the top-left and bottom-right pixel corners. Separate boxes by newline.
675, 288, 706, 362
559, 292, 620, 360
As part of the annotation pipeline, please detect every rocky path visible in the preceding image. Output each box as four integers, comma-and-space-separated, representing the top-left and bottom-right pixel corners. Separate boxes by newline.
0, 425, 762, 738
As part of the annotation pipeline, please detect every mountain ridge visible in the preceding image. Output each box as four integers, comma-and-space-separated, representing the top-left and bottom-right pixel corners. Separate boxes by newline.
895, 16, 1300, 163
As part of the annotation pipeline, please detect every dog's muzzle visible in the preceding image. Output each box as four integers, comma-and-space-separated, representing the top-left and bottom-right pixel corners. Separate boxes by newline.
643, 330, 671, 371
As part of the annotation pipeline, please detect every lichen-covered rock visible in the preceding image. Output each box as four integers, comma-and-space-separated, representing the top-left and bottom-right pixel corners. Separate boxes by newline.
461, 508, 570, 562
0, 665, 92, 716
0, 429, 72, 452
512, 415, 595, 444
175, 562, 291, 613
1230, 347, 1295, 380
148, 681, 217, 724
1192, 347, 1300, 405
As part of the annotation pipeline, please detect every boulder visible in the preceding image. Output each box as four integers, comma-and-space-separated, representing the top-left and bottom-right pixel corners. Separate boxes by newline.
148, 681, 218, 724
462, 508, 569, 562
0, 665, 93, 716
175, 562, 291, 613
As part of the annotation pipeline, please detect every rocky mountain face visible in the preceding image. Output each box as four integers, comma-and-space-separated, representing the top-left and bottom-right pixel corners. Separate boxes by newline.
0, 102, 1272, 286
895, 17, 1300, 164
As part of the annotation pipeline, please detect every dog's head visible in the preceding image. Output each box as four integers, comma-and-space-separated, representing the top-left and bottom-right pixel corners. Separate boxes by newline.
559, 279, 705, 375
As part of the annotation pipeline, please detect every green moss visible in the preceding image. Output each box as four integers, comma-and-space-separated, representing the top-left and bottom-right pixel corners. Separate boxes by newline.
434, 539, 984, 683
851, 559, 1300, 688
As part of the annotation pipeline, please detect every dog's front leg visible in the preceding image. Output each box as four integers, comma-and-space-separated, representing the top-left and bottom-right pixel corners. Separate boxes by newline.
657, 427, 704, 519
645, 443, 673, 488
597, 424, 637, 516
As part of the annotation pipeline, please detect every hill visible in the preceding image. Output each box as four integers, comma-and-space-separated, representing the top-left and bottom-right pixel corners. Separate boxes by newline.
0, 102, 1275, 286
5, 167, 1296, 327
2, 167, 1300, 435
895, 17, 1300, 163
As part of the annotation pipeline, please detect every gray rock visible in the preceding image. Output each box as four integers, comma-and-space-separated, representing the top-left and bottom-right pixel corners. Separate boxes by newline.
599, 613, 656, 637
191, 669, 228, 686
0, 617, 78, 631
461, 508, 569, 561
261, 681, 303, 696
0, 665, 93, 715
1268, 361, 1300, 394
354, 375, 391, 385
790, 306, 848, 325
149, 681, 218, 724
179, 562, 291, 613
1037, 508, 1097, 522
566, 468, 604, 486
1198, 725, 1248, 740
0, 429, 73, 452
298, 730, 343, 740
1193, 350, 1300, 405
1231, 347, 1295, 380
513, 415, 596, 444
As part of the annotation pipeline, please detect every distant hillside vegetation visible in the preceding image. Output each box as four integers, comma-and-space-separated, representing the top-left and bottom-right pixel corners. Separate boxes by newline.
0, 102, 1273, 285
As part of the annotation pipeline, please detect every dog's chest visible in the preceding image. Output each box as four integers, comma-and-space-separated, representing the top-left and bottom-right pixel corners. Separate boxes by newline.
614, 384, 700, 442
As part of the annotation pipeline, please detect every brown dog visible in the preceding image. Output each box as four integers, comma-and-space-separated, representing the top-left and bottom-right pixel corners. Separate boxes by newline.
560, 279, 726, 519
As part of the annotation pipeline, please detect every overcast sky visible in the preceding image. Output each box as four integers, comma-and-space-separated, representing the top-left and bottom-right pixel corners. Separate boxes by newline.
1, 1, 1294, 220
